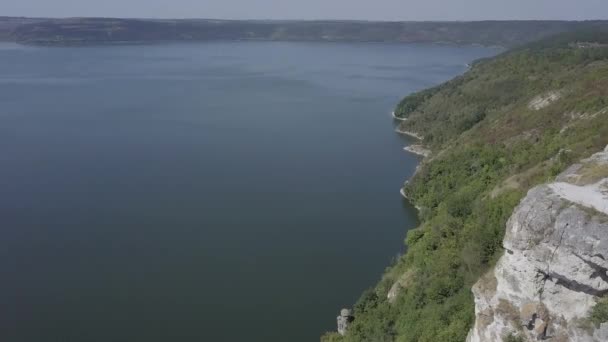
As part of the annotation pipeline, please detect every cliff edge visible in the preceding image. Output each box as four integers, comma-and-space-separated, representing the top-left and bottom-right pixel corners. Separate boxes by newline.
468, 147, 608, 342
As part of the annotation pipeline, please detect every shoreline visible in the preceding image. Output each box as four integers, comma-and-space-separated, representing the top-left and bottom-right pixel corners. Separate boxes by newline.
403, 144, 431, 157
400, 187, 408, 199
391, 111, 408, 121
395, 120, 428, 212
395, 128, 423, 140
399, 187, 423, 211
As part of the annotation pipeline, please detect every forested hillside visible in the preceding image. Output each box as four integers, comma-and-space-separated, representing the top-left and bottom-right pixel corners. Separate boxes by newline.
2, 17, 607, 46
323, 29, 608, 342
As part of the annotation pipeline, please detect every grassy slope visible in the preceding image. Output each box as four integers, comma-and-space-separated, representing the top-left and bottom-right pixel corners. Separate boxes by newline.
323, 29, 608, 342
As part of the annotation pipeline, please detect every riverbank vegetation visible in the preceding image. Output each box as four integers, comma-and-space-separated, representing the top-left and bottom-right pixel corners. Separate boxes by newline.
323, 29, 608, 342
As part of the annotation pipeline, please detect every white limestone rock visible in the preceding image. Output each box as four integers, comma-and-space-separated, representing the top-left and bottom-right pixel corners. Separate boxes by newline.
528, 91, 562, 110
468, 147, 608, 342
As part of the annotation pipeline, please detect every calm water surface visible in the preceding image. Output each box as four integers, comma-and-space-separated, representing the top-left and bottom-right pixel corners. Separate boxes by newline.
0, 42, 496, 341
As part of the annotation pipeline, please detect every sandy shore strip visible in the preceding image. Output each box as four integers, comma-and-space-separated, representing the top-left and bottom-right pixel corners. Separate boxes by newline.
395, 128, 423, 140
404, 144, 431, 157
392, 111, 409, 121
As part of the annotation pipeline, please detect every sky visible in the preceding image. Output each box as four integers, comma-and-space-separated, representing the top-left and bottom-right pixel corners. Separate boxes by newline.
2, 0, 608, 21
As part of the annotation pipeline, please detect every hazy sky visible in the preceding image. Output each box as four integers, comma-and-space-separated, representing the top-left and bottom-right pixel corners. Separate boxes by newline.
3, 0, 608, 21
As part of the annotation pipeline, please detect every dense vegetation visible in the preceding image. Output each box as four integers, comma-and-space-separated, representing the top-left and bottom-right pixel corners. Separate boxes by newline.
323, 30, 608, 342
2, 17, 608, 46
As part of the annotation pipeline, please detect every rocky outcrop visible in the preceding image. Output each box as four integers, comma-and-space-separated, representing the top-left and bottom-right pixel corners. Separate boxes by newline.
528, 91, 562, 110
395, 127, 424, 140
387, 269, 416, 304
467, 147, 608, 342
337, 309, 354, 336
404, 145, 431, 157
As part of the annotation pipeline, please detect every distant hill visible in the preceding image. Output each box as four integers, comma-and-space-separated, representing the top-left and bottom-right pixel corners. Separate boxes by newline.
2, 17, 608, 46
0, 17, 48, 41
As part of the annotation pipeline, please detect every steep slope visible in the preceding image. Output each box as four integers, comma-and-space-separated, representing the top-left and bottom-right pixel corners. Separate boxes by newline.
323, 29, 608, 342
468, 148, 608, 341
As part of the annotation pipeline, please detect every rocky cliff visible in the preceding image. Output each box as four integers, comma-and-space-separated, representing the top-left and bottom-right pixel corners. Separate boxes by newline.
468, 147, 608, 342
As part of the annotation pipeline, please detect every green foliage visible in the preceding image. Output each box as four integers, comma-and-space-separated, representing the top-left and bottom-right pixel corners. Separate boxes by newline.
394, 87, 441, 118
339, 30, 608, 342
10, 19, 608, 47
395, 31, 608, 151
354, 288, 381, 315
321, 332, 345, 342
504, 333, 525, 342
590, 297, 608, 327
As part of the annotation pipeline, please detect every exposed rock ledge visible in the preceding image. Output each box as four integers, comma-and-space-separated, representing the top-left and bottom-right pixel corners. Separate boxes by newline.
467, 147, 608, 342
404, 144, 431, 157
392, 111, 409, 121
395, 127, 423, 140
528, 90, 562, 110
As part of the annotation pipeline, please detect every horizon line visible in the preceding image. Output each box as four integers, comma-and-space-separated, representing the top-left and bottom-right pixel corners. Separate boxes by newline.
3, 15, 608, 23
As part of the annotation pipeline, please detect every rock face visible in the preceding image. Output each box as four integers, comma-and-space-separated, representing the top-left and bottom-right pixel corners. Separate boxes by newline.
387, 269, 416, 304
528, 91, 562, 110
467, 148, 608, 342
403, 145, 431, 158
337, 309, 354, 336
